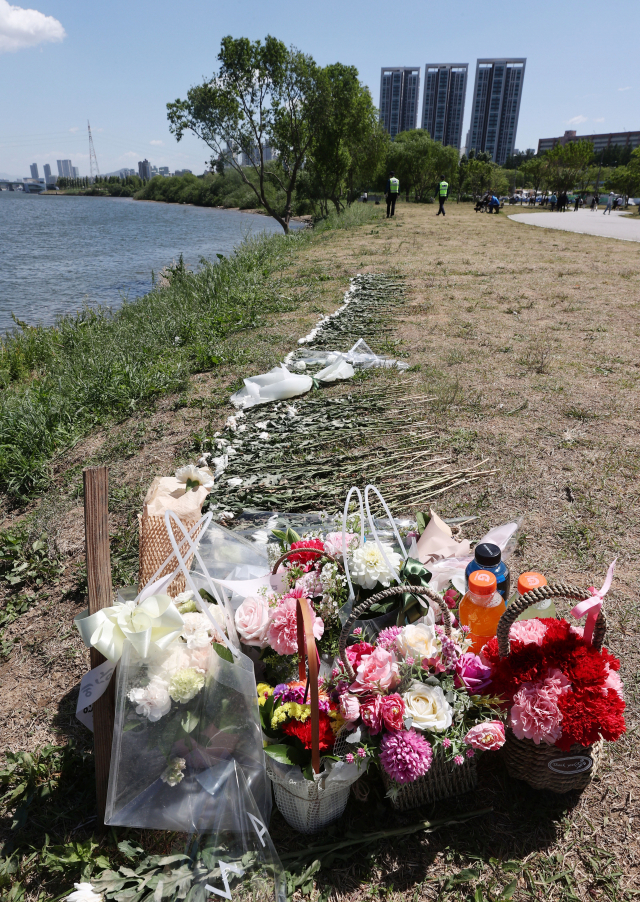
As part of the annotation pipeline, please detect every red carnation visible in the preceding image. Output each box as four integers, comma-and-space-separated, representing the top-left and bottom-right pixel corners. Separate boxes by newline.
556, 688, 626, 751
282, 710, 336, 752
288, 539, 326, 568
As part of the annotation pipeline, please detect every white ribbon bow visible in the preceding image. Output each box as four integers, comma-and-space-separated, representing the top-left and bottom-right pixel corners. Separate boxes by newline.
74, 594, 184, 663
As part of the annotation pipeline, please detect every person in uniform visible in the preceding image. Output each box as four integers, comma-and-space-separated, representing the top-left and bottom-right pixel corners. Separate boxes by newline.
436, 175, 449, 216
386, 171, 399, 218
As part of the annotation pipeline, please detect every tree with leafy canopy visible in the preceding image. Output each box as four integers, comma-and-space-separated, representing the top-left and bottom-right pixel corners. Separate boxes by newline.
167, 35, 320, 233
519, 156, 547, 198
303, 63, 386, 215
544, 140, 594, 194
386, 130, 458, 203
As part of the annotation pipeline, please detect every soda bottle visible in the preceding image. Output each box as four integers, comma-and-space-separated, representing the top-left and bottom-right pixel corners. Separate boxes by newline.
514, 572, 557, 621
459, 570, 506, 654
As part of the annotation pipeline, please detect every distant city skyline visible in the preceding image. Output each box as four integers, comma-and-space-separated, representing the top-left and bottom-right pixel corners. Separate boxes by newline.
1, 0, 637, 177
421, 64, 468, 150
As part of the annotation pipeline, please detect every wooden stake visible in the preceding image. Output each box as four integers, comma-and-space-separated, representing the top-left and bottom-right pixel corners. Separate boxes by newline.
83, 466, 114, 827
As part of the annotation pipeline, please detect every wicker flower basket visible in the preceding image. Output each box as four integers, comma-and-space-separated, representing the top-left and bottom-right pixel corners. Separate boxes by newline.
497, 584, 607, 793
266, 594, 361, 833
338, 584, 479, 810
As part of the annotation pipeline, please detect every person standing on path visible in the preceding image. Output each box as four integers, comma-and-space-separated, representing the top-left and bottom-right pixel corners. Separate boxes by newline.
603, 192, 615, 215
386, 171, 399, 218
436, 175, 449, 216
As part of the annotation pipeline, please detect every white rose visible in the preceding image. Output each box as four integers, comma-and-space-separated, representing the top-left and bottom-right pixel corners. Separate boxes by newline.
128, 677, 171, 722
235, 595, 270, 648
349, 541, 403, 590
403, 680, 453, 733
397, 622, 441, 661
66, 883, 103, 902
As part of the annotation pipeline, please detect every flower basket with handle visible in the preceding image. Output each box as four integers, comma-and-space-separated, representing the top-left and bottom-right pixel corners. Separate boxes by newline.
264, 595, 362, 834
495, 583, 614, 793
338, 585, 479, 811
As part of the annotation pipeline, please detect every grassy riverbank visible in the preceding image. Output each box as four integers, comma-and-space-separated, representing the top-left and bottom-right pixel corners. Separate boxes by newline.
1, 201, 638, 901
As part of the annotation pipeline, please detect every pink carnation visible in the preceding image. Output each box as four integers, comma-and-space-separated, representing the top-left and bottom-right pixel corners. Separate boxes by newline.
267, 598, 324, 655
351, 647, 400, 694
324, 532, 359, 558
464, 721, 506, 751
379, 729, 433, 784
509, 669, 570, 745
509, 619, 548, 646
339, 693, 360, 722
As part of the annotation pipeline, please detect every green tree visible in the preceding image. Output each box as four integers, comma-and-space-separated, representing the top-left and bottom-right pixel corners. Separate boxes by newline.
167, 35, 320, 233
519, 156, 547, 197
304, 63, 384, 215
544, 140, 594, 194
386, 130, 458, 202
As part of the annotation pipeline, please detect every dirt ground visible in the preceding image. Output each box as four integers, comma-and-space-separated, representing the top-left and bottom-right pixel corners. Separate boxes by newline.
1, 201, 638, 899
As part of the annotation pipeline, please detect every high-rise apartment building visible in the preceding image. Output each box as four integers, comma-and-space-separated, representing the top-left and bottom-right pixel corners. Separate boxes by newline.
57, 159, 73, 178
467, 59, 526, 164
138, 159, 151, 179
30, 163, 39, 179
72, 166, 80, 179
421, 64, 468, 149
379, 67, 420, 137
43, 163, 52, 182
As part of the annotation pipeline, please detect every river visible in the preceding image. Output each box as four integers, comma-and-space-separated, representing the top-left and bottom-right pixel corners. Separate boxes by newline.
0, 192, 293, 335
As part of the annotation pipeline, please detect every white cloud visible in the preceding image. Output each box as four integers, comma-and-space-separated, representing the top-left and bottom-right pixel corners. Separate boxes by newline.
150, 140, 163, 146
69, 126, 78, 133
619, 86, 631, 92
120, 151, 140, 159
594, 117, 605, 123
567, 114, 587, 126
0, 0, 65, 53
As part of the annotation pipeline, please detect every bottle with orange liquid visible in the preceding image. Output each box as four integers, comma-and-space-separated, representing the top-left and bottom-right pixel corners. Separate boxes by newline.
458, 570, 506, 654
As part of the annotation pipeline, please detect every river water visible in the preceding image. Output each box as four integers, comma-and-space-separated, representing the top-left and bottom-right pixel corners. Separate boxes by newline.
0, 192, 291, 335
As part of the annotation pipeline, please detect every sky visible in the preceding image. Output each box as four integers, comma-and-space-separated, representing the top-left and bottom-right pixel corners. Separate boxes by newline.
1, 0, 638, 179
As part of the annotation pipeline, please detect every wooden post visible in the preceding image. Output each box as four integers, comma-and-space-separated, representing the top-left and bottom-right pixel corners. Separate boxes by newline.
83, 466, 114, 827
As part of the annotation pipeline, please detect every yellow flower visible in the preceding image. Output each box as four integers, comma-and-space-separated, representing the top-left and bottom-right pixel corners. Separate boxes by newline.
256, 683, 274, 706
328, 710, 345, 734
270, 701, 312, 730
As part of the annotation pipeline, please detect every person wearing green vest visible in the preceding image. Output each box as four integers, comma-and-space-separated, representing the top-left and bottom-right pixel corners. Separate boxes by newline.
436, 175, 449, 216
386, 170, 399, 218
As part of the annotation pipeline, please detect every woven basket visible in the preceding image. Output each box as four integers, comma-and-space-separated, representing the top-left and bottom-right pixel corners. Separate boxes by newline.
266, 595, 359, 833
138, 513, 202, 598
339, 584, 478, 810
497, 584, 607, 793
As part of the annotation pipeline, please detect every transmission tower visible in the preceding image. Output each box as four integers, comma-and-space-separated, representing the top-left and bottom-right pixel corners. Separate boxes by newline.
88, 120, 100, 179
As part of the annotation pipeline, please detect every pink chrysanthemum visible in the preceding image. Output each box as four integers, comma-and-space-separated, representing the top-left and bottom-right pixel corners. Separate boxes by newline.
353, 627, 363, 636
442, 737, 452, 748
345, 753, 354, 764
466, 748, 475, 758
454, 755, 464, 765
357, 747, 367, 759
377, 626, 402, 651
379, 729, 433, 784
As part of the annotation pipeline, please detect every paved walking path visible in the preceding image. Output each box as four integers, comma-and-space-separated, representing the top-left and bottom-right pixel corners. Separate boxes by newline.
508, 208, 640, 243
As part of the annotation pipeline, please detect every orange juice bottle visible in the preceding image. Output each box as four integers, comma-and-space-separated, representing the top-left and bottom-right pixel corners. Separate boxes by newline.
458, 570, 506, 654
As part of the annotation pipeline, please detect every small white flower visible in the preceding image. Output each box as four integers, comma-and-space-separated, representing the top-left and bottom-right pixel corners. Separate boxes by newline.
237, 424, 247, 433
227, 477, 243, 487
160, 756, 186, 787
66, 883, 103, 902
175, 464, 214, 489
349, 542, 403, 590
226, 416, 238, 431
128, 678, 171, 722
285, 404, 299, 417
181, 612, 214, 648
259, 432, 270, 441
215, 438, 230, 448
168, 667, 205, 703
255, 421, 269, 430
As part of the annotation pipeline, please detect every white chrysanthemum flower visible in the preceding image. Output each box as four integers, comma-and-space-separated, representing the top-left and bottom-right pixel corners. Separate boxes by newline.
128, 677, 171, 722
160, 756, 186, 787
168, 667, 205, 703
66, 883, 103, 902
349, 542, 403, 590
175, 464, 214, 489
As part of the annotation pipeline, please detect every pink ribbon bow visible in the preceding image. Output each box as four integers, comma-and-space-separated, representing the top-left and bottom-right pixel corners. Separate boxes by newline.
570, 559, 616, 644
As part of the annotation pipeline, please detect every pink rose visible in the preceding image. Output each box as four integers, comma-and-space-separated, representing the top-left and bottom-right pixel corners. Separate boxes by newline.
351, 647, 400, 694
360, 696, 383, 734
235, 596, 270, 648
509, 619, 548, 646
380, 694, 405, 731
464, 721, 506, 751
455, 653, 493, 693
443, 588, 460, 610
339, 693, 360, 722
324, 532, 359, 558
345, 642, 375, 670
267, 598, 324, 655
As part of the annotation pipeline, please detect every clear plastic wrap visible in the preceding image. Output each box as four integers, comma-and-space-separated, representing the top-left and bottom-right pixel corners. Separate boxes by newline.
105, 638, 271, 830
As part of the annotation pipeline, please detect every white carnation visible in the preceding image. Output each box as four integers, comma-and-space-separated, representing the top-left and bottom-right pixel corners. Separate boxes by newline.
168, 667, 205, 703
128, 677, 171, 722
349, 542, 403, 590
181, 612, 214, 649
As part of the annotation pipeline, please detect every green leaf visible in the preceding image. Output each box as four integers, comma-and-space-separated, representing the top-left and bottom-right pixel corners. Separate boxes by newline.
499, 880, 518, 900
181, 710, 200, 733
118, 840, 144, 860
212, 642, 234, 663
123, 721, 143, 732
263, 744, 295, 765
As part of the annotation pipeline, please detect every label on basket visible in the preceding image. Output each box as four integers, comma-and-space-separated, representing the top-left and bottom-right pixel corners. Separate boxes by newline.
547, 755, 593, 775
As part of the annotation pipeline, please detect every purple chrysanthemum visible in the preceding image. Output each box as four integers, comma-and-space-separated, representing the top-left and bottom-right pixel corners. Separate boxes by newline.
379, 729, 433, 784
377, 626, 402, 652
